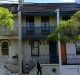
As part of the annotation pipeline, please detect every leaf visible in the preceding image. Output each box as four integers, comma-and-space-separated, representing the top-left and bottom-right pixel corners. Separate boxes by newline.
48, 11, 80, 43
0, 7, 14, 31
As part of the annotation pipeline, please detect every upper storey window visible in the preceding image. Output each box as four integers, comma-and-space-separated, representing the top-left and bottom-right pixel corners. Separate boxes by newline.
26, 16, 34, 30
41, 16, 50, 30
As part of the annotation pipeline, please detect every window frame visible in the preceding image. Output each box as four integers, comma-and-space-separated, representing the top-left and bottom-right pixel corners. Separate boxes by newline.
2, 42, 9, 55
31, 41, 39, 56
26, 16, 34, 30
41, 16, 50, 30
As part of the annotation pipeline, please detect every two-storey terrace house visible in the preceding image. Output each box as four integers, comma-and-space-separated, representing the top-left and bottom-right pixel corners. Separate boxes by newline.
20, 3, 80, 75
0, 4, 19, 73
0, 2, 80, 75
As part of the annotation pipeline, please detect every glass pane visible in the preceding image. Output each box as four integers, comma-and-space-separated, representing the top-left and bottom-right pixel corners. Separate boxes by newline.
32, 48, 38, 55
2, 49, 8, 55
34, 41, 38, 47
31, 41, 39, 56
26, 16, 34, 27
2, 42, 9, 55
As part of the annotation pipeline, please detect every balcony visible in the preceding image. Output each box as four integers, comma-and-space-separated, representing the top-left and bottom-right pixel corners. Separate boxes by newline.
22, 26, 56, 39
0, 28, 18, 36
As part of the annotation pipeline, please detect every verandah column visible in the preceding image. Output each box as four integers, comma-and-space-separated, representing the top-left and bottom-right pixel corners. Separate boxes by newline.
55, 9, 62, 75
18, 4, 23, 75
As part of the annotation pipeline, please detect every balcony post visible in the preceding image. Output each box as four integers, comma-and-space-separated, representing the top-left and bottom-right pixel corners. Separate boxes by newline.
55, 9, 62, 75
18, 4, 23, 75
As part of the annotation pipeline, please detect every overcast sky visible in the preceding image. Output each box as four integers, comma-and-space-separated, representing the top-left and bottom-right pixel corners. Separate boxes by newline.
0, 0, 76, 3
24, 0, 75, 3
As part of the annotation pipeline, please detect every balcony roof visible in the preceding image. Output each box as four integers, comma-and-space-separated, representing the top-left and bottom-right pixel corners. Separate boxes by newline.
20, 3, 80, 12
0, 3, 80, 15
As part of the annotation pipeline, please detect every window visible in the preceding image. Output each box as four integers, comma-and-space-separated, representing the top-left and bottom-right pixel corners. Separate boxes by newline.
31, 41, 39, 56
2, 42, 9, 55
41, 16, 49, 30
26, 16, 34, 30
76, 46, 80, 55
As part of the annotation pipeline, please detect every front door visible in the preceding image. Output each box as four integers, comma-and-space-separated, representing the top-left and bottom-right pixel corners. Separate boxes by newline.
49, 42, 58, 63
61, 42, 67, 64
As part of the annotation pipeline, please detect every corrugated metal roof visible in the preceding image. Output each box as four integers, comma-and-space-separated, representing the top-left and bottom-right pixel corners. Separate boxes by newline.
20, 3, 80, 12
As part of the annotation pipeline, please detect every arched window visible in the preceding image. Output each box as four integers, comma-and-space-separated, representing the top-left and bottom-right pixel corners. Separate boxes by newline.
2, 42, 9, 55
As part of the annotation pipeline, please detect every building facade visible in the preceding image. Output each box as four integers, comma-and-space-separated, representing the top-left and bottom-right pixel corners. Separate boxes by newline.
0, 3, 80, 75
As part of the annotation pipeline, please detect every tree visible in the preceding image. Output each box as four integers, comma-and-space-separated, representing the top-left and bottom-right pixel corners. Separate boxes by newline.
0, 7, 14, 30
48, 11, 80, 49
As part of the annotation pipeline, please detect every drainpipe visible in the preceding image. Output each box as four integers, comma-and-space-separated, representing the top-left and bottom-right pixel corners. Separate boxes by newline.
18, 3, 23, 75
55, 9, 62, 75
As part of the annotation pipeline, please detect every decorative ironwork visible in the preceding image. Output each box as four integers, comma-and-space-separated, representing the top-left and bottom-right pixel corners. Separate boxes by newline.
66, 54, 80, 65
22, 26, 56, 39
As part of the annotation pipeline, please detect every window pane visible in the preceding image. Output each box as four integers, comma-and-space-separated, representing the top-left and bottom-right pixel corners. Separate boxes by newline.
34, 41, 38, 47
26, 16, 34, 27
2, 42, 9, 55
31, 41, 39, 56
2, 49, 8, 55
41, 16, 49, 26
32, 48, 38, 55
41, 16, 49, 30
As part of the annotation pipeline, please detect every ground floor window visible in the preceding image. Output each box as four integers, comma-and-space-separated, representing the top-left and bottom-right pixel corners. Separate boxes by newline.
31, 41, 39, 56
2, 42, 9, 55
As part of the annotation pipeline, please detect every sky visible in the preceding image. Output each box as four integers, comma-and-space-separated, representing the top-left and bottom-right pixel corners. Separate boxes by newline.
0, 0, 76, 3
24, 0, 75, 3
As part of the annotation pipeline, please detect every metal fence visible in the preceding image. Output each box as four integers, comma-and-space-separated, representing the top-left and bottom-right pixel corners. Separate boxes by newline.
67, 54, 80, 64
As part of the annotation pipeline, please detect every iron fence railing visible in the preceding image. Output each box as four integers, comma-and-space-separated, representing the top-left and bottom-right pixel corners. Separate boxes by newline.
67, 54, 80, 64
22, 26, 56, 38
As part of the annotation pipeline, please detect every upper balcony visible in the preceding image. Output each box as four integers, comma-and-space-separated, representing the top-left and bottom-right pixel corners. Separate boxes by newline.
0, 28, 18, 36
22, 26, 56, 40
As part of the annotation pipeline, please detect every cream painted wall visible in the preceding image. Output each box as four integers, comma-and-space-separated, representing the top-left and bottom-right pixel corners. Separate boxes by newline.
22, 40, 50, 63
39, 40, 49, 56
22, 40, 31, 63
14, 16, 18, 31
21, 16, 26, 27
0, 39, 18, 64
34, 16, 41, 27
49, 16, 57, 26
10, 39, 18, 57
66, 43, 76, 55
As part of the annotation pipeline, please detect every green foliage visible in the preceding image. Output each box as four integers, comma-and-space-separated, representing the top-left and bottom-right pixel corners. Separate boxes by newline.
71, 11, 80, 22
0, 7, 14, 30
48, 11, 80, 43
48, 33, 58, 42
